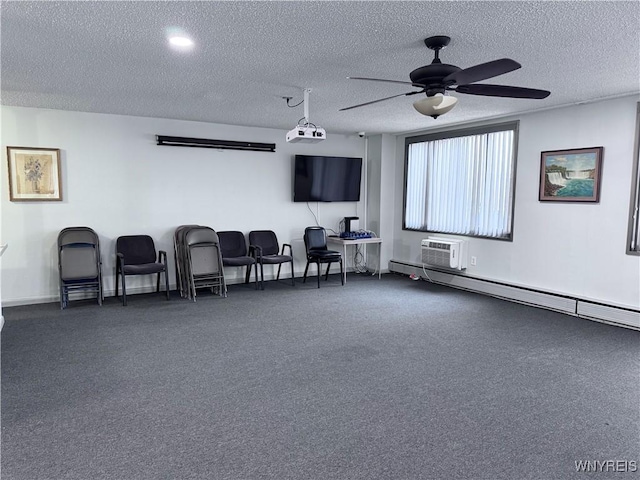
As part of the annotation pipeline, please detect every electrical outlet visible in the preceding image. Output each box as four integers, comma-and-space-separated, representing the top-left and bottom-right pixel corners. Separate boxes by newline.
470, 256, 477, 266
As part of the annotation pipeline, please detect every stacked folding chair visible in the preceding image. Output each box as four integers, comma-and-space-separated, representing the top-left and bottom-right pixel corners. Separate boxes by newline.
58, 226, 103, 309
174, 226, 226, 301
174, 225, 200, 298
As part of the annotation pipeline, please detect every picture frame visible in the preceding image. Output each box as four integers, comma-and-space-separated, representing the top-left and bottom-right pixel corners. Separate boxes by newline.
539, 146, 603, 202
7, 146, 62, 201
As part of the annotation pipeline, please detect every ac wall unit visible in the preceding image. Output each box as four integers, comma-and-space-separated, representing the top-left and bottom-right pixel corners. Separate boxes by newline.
421, 237, 468, 270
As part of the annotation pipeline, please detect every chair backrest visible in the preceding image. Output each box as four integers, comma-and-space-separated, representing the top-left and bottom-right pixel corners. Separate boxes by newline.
249, 230, 279, 256
304, 226, 328, 252
60, 246, 99, 280
186, 228, 223, 276
218, 231, 248, 258
185, 227, 219, 247
116, 235, 157, 265
58, 227, 99, 249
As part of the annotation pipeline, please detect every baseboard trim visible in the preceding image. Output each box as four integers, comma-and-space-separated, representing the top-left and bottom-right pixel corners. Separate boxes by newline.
6, 264, 639, 331
2, 269, 336, 307
389, 260, 640, 331
2, 284, 169, 308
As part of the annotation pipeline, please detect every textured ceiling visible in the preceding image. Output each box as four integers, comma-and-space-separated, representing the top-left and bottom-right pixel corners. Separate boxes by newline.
2, 1, 639, 135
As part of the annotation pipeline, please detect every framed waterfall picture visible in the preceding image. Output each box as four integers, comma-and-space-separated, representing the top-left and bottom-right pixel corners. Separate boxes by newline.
539, 147, 603, 202
7, 146, 62, 201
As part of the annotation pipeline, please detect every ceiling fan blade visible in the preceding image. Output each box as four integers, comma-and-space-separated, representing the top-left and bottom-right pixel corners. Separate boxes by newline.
444, 58, 521, 85
339, 90, 423, 111
455, 83, 550, 99
348, 77, 426, 88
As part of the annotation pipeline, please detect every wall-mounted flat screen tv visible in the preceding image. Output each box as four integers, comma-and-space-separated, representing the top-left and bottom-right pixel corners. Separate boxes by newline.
294, 155, 363, 202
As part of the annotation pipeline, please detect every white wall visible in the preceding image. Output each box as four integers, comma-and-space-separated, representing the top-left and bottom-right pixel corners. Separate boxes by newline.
4, 98, 639, 310
391, 95, 640, 309
1, 106, 366, 305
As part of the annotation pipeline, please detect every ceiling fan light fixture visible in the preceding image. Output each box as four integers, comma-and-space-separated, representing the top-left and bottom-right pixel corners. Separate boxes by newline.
413, 94, 458, 118
168, 36, 194, 49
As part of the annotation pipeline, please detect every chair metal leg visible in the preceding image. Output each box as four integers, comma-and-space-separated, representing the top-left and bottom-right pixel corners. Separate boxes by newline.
317, 261, 321, 288
325, 263, 331, 281
340, 258, 344, 285
276, 263, 282, 281
164, 269, 170, 300
245, 264, 252, 284
121, 272, 127, 306
98, 279, 103, 306
221, 274, 228, 298
254, 263, 261, 290
260, 261, 265, 289
174, 252, 180, 296
115, 265, 120, 298
290, 260, 295, 286
190, 272, 197, 302
303, 261, 310, 283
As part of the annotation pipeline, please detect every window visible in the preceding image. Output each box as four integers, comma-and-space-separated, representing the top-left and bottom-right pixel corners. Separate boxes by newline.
403, 122, 518, 240
628, 102, 640, 255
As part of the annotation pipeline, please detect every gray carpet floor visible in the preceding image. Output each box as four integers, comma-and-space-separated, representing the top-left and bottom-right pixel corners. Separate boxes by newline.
2, 273, 639, 480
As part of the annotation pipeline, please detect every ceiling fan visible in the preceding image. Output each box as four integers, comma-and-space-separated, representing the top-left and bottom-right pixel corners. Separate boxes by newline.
340, 35, 550, 118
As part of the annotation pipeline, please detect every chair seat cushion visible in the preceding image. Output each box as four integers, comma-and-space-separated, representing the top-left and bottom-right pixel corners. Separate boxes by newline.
260, 254, 293, 264
123, 263, 166, 275
223, 257, 256, 267
308, 250, 341, 261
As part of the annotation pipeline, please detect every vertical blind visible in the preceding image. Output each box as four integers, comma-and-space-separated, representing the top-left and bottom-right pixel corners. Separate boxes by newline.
405, 128, 516, 239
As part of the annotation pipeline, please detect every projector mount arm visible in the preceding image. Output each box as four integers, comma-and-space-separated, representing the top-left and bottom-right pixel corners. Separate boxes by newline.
284, 88, 315, 128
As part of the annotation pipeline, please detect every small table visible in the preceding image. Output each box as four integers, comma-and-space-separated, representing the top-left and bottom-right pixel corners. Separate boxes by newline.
326, 236, 382, 284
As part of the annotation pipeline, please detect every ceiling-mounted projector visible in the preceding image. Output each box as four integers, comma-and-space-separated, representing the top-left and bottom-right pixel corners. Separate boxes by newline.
284, 87, 327, 143
286, 126, 326, 143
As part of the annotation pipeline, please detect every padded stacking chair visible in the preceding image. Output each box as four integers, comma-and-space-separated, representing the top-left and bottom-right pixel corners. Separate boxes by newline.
218, 231, 260, 290
303, 226, 344, 288
115, 235, 169, 306
185, 227, 226, 301
58, 227, 103, 309
249, 230, 295, 288
174, 224, 201, 299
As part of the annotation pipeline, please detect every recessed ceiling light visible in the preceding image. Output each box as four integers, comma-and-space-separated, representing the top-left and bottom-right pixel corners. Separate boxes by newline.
169, 36, 194, 48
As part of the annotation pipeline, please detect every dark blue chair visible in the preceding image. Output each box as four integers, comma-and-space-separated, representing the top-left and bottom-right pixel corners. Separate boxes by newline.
249, 230, 295, 288
115, 235, 169, 306
218, 231, 260, 290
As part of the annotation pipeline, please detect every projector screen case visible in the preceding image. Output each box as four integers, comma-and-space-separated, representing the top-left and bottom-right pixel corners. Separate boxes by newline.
156, 135, 275, 152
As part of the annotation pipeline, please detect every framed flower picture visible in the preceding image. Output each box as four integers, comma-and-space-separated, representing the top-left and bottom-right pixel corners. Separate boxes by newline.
7, 146, 62, 201
539, 147, 603, 202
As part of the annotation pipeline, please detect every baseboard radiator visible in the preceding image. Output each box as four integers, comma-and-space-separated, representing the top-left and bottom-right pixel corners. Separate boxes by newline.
389, 260, 640, 331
